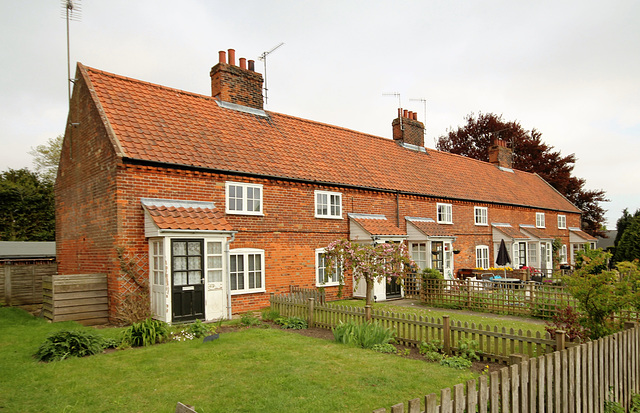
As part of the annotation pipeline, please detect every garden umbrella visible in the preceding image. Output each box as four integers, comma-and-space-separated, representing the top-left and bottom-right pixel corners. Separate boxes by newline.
496, 239, 511, 277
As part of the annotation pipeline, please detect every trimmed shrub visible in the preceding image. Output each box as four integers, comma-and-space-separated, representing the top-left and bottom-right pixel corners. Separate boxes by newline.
35, 330, 109, 362
275, 316, 308, 330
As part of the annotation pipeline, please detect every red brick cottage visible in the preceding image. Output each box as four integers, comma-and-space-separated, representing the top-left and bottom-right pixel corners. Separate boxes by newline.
56, 49, 595, 323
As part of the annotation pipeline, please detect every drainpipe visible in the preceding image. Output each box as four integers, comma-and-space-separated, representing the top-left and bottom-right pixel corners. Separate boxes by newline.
225, 232, 236, 320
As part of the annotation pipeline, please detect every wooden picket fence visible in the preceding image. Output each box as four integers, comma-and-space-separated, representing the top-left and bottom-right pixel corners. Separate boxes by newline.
270, 293, 559, 363
373, 322, 640, 412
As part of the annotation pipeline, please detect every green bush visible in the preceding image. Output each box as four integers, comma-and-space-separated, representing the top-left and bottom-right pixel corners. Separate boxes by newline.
188, 319, 213, 338
440, 356, 472, 370
34, 330, 109, 362
120, 318, 169, 347
332, 320, 395, 349
240, 312, 261, 326
261, 308, 281, 322
456, 339, 480, 361
371, 343, 397, 354
275, 316, 308, 330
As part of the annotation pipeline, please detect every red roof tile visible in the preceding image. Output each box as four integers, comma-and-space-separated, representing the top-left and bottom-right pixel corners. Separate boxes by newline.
570, 228, 597, 242
519, 226, 553, 240
144, 205, 233, 232
81, 64, 581, 213
406, 218, 454, 237
493, 225, 530, 240
350, 215, 406, 236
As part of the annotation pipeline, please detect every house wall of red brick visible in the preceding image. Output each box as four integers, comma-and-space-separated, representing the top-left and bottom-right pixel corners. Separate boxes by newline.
57, 71, 583, 320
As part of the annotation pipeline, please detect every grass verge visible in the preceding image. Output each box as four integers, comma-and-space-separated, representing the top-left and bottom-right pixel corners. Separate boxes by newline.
0, 307, 469, 412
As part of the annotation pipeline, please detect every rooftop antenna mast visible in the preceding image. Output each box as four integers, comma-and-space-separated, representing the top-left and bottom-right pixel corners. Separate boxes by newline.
383, 92, 402, 130
62, 0, 82, 103
258, 42, 284, 106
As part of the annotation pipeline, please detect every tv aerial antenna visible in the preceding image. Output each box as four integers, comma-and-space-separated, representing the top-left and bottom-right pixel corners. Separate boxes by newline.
61, 0, 82, 103
258, 42, 284, 106
383, 92, 402, 130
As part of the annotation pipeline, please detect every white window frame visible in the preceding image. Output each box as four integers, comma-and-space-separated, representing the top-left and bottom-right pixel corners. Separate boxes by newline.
206, 241, 224, 284
474, 206, 488, 226
225, 181, 263, 215
229, 248, 265, 295
536, 212, 546, 228
560, 244, 568, 264
558, 215, 566, 229
410, 242, 428, 270
527, 243, 538, 266
315, 248, 341, 287
150, 240, 165, 287
475, 245, 489, 269
437, 203, 453, 224
314, 190, 343, 219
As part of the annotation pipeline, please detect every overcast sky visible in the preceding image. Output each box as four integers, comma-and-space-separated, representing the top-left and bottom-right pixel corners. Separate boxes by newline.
1, 1, 638, 229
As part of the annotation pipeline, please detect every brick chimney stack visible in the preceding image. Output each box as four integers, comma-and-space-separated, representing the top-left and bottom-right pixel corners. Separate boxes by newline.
392, 108, 424, 147
210, 49, 264, 109
488, 138, 513, 169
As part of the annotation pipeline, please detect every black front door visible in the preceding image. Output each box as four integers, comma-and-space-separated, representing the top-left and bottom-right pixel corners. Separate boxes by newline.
386, 276, 402, 298
171, 239, 205, 322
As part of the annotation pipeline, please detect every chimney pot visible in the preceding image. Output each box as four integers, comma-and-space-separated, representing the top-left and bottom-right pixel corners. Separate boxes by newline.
403, 109, 408, 118
239, 58, 247, 70
248, 60, 255, 71
228, 48, 236, 65
218, 50, 226, 64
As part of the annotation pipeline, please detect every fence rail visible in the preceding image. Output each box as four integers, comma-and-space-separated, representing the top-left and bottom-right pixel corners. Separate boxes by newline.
270, 293, 558, 363
0, 261, 57, 306
373, 322, 640, 413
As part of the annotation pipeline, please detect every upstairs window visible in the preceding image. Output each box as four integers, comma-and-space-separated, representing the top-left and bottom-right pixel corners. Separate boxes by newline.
315, 190, 342, 219
536, 212, 545, 228
557, 215, 566, 229
474, 207, 488, 226
226, 182, 263, 215
437, 203, 453, 224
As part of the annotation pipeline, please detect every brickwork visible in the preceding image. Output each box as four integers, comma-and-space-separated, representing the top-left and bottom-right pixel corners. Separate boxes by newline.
392, 110, 424, 147
210, 62, 264, 109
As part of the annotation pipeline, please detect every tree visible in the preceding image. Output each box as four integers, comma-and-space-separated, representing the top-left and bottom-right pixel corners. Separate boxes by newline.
0, 168, 55, 241
324, 239, 413, 319
437, 112, 608, 237
614, 213, 640, 263
28, 135, 63, 183
612, 208, 640, 263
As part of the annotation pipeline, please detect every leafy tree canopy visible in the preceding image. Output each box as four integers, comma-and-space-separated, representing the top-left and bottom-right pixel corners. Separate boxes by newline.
436, 112, 607, 237
0, 168, 55, 241
613, 210, 640, 263
28, 135, 62, 184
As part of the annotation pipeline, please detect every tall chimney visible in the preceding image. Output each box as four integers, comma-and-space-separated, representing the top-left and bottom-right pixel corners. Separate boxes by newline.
392, 108, 424, 147
210, 48, 264, 109
488, 138, 513, 169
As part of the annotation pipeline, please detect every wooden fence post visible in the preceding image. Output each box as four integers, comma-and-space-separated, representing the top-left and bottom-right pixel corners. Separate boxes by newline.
308, 298, 315, 328
443, 315, 451, 355
555, 330, 566, 351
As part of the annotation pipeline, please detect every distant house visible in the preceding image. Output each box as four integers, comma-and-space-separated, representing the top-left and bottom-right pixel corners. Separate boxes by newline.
57, 48, 593, 324
0, 241, 56, 262
597, 230, 617, 252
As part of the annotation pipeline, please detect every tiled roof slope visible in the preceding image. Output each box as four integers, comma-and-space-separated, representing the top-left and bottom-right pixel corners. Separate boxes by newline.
144, 205, 232, 231
350, 215, 406, 236
81, 64, 580, 213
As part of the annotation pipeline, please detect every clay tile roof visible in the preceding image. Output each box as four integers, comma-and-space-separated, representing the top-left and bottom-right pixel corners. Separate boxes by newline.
493, 224, 530, 240
81, 64, 581, 214
144, 204, 232, 232
569, 228, 597, 242
519, 225, 553, 240
406, 217, 454, 237
349, 214, 406, 236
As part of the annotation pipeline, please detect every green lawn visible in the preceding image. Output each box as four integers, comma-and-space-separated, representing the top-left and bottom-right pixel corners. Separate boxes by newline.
330, 299, 548, 335
0, 307, 471, 412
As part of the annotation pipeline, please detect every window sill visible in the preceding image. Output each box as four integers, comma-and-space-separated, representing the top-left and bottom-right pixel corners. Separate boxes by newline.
316, 282, 341, 288
474, 223, 489, 227
226, 211, 265, 216
231, 288, 266, 296
315, 215, 343, 220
